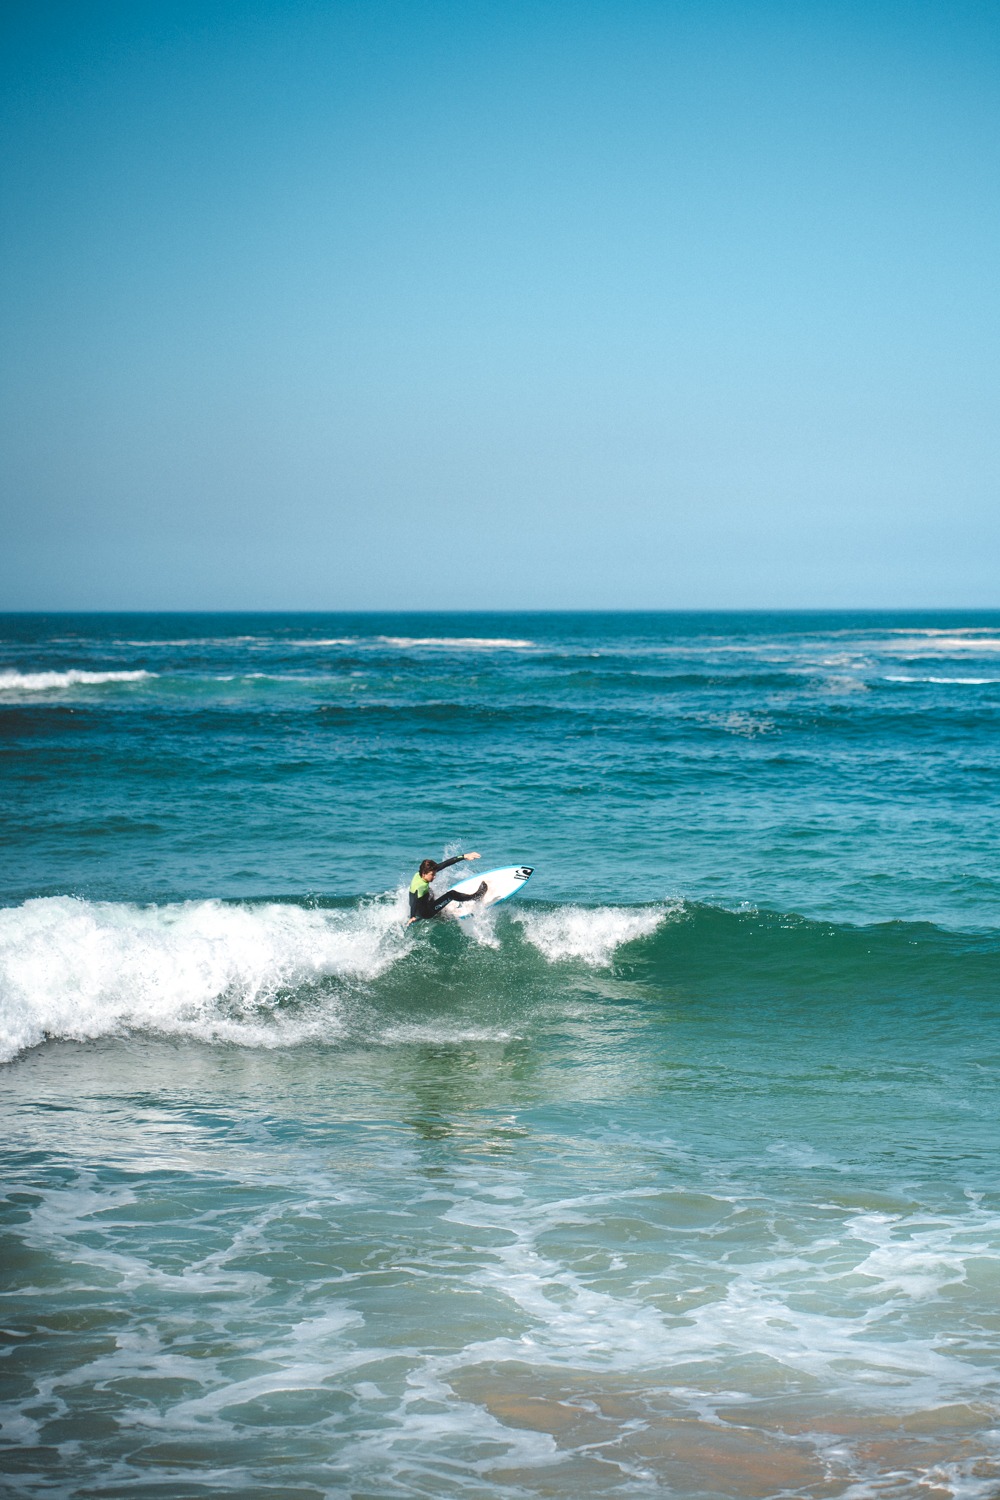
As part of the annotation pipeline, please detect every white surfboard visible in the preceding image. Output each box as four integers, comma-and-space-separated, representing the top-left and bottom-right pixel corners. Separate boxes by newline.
443, 864, 534, 918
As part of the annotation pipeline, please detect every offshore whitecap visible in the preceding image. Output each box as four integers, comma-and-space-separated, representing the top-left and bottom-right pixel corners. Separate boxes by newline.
2, 612, 1000, 1499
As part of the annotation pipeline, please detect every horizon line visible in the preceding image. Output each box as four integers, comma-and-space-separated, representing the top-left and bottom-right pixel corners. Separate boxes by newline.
3, 605, 1000, 618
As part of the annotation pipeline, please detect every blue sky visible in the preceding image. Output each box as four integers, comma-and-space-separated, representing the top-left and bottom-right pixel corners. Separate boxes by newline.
2, 0, 998, 609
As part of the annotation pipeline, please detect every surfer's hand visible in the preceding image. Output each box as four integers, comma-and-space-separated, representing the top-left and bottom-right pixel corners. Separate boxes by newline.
464, 852, 481, 861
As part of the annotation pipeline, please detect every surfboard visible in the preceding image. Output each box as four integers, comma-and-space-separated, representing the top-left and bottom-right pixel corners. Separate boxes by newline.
443, 864, 534, 918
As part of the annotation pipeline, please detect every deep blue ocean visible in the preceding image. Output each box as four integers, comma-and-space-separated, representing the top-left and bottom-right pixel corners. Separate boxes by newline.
2, 612, 999, 1499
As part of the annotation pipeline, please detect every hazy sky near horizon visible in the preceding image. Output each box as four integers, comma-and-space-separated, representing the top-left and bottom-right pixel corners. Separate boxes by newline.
2, 0, 998, 610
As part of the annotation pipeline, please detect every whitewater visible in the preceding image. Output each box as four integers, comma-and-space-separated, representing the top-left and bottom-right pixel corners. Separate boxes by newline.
2, 611, 1000, 1499
0, 893, 667, 1062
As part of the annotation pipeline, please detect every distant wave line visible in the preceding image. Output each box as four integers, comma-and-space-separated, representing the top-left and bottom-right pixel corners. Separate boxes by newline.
0, 669, 155, 692
375, 636, 535, 649
883, 675, 1000, 685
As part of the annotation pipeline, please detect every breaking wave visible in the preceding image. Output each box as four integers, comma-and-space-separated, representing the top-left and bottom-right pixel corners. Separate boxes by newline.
514, 904, 669, 965
0, 895, 407, 1062
374, 636, 535, 649
3, 892, 996, 1066
0, 894, 668, 1063
0, 669, 154, 692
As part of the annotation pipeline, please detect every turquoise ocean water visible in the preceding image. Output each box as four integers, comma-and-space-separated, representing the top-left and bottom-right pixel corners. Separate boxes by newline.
2, 612, 999, 1498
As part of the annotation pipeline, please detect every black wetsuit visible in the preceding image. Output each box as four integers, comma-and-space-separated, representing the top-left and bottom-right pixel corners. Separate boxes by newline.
408, 857, 482, 920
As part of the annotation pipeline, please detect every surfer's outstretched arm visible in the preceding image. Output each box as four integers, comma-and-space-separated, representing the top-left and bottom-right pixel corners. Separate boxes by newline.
431, 853, 480, 873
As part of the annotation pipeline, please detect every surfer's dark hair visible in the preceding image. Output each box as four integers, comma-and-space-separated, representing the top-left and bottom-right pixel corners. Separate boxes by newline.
419, 859, 437, 876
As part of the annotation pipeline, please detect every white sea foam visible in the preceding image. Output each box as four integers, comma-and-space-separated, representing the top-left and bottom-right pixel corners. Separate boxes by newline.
0, 669, 153, 692
436, 1187, 1000, 1410
282, 635, 536, 650
515, 904, 668, 966
120, 637, 260, 647
0, 895, 675, 1062
883, 675, 999, 685
0, 896, 409, 1063
883, 635, 1000, 655
376, 636, 535, 649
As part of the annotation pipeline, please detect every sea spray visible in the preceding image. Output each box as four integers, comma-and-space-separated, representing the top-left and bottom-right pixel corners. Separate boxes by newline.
0, 895, 409, 1061
514, 904, 671, 965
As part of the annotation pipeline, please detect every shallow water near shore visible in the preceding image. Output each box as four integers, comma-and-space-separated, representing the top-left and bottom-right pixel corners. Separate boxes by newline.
2, 612, 1000, 1497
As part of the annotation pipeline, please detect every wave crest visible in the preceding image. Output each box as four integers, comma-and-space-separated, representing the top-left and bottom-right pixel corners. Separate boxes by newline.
514, 904, 670, 965
0, 894, 680, 1062
0, 669, 154, 692
375, 636, 535, 649
0, 896, 407, 1062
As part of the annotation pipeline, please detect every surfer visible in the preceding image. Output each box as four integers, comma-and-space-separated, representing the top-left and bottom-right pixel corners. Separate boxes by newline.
408, 853, 487, 923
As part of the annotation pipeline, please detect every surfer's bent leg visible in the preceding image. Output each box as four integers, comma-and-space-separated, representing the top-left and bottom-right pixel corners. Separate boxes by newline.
434, 882, 487, 914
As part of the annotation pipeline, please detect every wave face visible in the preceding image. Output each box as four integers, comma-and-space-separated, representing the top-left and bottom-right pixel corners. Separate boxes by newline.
4, 612, 1000, 1497
0, 894, 677, 1062
2, 893, 997, 1065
